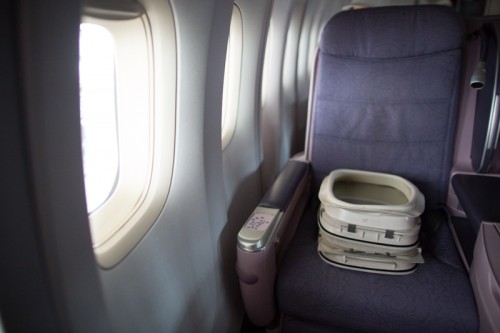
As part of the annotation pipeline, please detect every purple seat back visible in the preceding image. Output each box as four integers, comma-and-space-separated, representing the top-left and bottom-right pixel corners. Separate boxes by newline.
307, 5, 464, 208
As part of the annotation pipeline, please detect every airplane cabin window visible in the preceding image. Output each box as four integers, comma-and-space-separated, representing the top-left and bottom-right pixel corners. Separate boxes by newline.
221, 5, 243, 149
79, 23, 119, 213
79, 0, 176, 268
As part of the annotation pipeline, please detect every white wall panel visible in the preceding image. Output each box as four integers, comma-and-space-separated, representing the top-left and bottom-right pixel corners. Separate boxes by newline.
260, 0, 347, 191
260, 0, 302, 191
98, 0, 237, 332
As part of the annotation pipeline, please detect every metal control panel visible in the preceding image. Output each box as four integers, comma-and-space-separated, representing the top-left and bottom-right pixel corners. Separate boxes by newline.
237, 206, 281, 252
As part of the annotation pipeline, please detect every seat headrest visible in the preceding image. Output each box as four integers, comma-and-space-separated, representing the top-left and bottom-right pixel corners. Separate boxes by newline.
320, 5, 464, 59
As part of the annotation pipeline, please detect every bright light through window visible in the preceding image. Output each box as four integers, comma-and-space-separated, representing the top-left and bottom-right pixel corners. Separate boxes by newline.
221, 5, 242, 149
79, 23, 119, 213
79, 1, 176, 268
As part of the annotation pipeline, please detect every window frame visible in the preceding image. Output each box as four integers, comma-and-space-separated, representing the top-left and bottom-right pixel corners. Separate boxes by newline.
80, 0, 176, 268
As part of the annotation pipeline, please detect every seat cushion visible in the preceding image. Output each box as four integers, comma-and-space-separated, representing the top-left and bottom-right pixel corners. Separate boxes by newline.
277, 206, 478, 333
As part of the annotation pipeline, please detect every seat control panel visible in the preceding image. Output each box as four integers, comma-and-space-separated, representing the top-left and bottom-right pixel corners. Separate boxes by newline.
237, 207, 281, 252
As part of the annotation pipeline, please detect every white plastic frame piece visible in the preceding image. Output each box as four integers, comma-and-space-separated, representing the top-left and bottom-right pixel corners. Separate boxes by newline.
319, 169, 425, 217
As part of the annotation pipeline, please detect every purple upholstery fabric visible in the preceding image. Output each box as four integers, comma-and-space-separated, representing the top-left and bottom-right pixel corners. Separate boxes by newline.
278, 209, 478, 333
277, 6, 478, 333
309, 6, 463, 208
321, 6, 464, 59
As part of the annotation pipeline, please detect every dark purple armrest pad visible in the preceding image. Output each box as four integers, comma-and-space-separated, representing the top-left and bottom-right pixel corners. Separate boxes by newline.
452, 174, 500, 233
260, 160, 309, 211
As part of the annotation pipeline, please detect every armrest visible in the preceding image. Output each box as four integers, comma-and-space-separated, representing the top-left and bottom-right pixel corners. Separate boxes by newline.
450, 174, 500, 269
237, 160, 309, 252
470, 222, 500, 333
236, 159, 310, 327
260, 160, 309, 210
452, 174, 500, 233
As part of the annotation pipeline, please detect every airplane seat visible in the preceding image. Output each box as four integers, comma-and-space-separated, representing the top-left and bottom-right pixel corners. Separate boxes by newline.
275, 5, 479, 332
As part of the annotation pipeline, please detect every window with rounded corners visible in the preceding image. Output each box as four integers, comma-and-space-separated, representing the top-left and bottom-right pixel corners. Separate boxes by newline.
221, 4, 243, 149
79, 0, 176, 268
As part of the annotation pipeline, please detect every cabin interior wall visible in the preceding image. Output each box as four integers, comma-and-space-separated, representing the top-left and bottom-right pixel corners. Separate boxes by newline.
1, 0, 111, 332
97, 0, 351, 331
260, 0, 302, 191
0, 2, 60, 331
0, 0, 352, 331
259, 0, 348, 191
0, 0, 404, 332
97, 0, 241, 332
220, 0, 273, 325
294, 0, 350, 155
